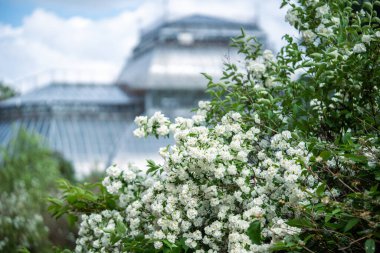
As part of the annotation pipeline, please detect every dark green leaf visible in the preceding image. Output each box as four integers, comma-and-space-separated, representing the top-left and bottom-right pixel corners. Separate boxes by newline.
316, 183, 326, 197
287, 218, 314, 228
344, 218, 360, 232
67, 214, 78, 227
365, 239, 375, 253
246, 220, 262, 245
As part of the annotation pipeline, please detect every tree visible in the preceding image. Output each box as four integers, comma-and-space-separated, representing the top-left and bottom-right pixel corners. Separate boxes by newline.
0, 82, 17, 101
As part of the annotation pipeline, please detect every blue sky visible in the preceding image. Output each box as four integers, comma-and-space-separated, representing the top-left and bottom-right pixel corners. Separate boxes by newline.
0, 0, 36, 25
0, 0, 296, 92
0, 0, 142, 25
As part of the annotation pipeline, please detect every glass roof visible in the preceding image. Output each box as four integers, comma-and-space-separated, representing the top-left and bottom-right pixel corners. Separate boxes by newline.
118, 15, 267, 89
0, 118, 170, 177
0, 84, 135, 107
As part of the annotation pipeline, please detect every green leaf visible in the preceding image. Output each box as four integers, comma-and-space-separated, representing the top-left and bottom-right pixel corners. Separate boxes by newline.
177, 238, 189, 252
147, 160, 160, 175
116, 220, 127, 235
17, 248, 31, 253
365, 239, 375, 253
163, 239, 178, 249
310, 53, 323, 59
344, 154, 368, 163
271, 241, 288, 251
201, 73, 213, 81
316, 183, 326, 197
287, 218, 314, 228
363, 2, 373, 11
332, 209, 341, 215
325, 222, 345, 230
319, 150, 332, 161
325, 213, 333, 223
67, 214, 78, 227
246, 220, 262, 245
373, 17, 380, 23
343, 218, 360, 232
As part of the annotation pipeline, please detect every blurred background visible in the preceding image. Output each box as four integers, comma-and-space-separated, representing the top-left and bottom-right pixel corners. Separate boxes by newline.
0, 1, 295, 250
0, 0, 296, 177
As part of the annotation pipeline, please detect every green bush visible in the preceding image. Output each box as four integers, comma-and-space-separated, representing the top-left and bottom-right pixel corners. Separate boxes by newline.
0, 129, 75, 252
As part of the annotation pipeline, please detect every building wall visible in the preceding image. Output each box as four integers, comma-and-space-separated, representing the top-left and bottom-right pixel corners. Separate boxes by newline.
145, 89, 208, 118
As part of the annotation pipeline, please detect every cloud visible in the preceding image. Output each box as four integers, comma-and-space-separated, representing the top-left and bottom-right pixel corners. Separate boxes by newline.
0, 0, 296, 92
0, 1, 161, 91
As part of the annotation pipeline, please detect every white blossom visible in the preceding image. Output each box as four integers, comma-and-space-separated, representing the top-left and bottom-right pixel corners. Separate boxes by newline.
362, 34, 371, 44
302, 30, 317, 43
353, 43, 366, 53
316, 4, 330, 18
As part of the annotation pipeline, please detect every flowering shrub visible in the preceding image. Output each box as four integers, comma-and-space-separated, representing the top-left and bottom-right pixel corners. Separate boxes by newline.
0, 185, 48, 251
0, 129, 75, 252
75, 110, 317, 253
51, 0, 380, 252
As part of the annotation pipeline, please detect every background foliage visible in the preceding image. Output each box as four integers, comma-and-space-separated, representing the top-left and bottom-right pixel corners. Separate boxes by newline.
0, 129, 76, 252
0, 82, 17, 101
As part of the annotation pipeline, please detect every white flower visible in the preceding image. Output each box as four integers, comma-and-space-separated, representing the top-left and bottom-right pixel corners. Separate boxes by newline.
230, 112, 242, 121
247, 61, 266, 76
192, 114, 206, 124
186, 209, 198, 220
302, 30, 317, 43
362, 35, 371, 44
254, 114, 261, 124
106, 181, 122, 194
106, 165, 122, 178
331, 17, 340, 26
154, 241, 163, 249
134, 116, 148, 126
353, 43, 366, 53
285, 9, 299, 25
198, 101, 211, 110
123, 169, 136, 182
214, 166, 225, 179
316, 24, 333, 36
263, 50, 274, 61
133, 128, 145, 138
157, 125, 170, 136
306, 0, 319, 6
237, 150, 248, 162
316, 4, 329, 18
227, 165, 237, 175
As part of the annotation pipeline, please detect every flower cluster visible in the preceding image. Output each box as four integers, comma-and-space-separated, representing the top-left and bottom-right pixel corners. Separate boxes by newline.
75, 102, 317, 252
76, 210, 124, 253
133, 111, 171, 138
246, 49, 275, 88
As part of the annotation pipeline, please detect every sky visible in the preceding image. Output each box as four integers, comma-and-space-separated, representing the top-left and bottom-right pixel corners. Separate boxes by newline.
0, 0, 297, 92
